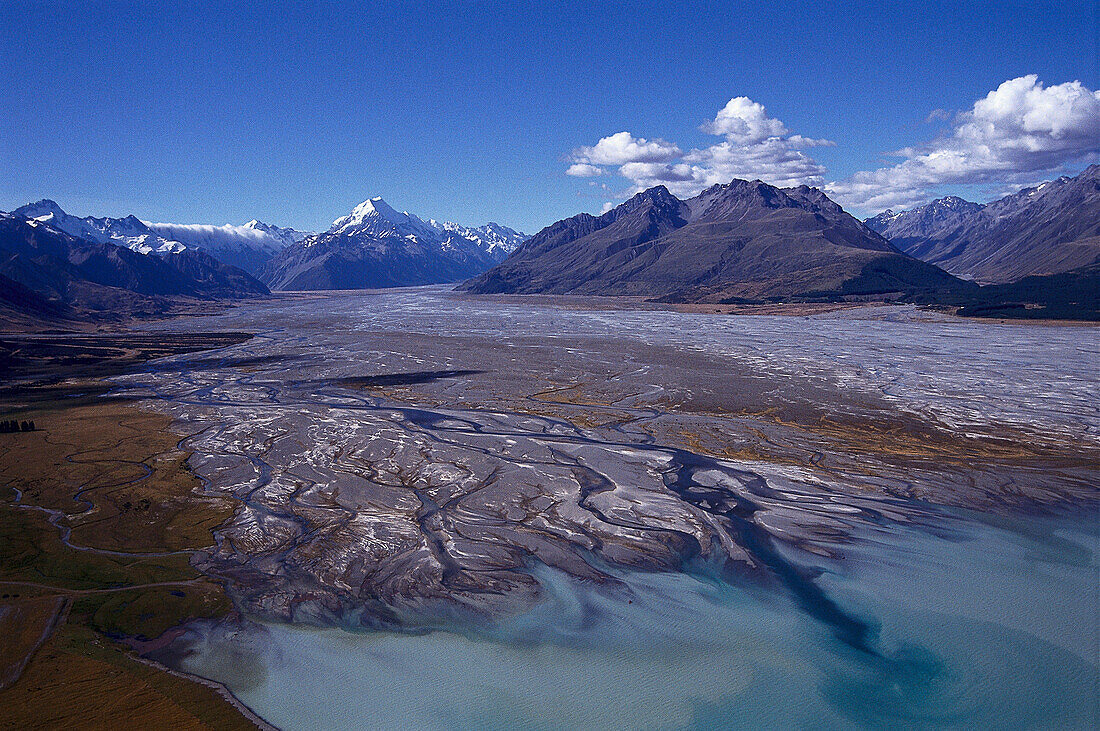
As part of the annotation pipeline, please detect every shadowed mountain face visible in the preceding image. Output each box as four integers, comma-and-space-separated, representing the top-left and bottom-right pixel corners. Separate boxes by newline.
0, 213, 268, 322
462, 180, 972, 303
262, 198, 527, 291
953, 263, 1100, 320
866, 165, 1100, 284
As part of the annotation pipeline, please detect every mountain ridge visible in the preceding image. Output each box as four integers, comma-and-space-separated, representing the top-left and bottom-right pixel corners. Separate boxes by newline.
11, 200, 312, 277
462, 179, 970, 303
865, 165, 1100, 283
0, 211, 268, 325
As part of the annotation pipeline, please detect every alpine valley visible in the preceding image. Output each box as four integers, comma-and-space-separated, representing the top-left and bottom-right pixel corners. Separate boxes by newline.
4, 8, 1098, 730
4, 171, 1099, 326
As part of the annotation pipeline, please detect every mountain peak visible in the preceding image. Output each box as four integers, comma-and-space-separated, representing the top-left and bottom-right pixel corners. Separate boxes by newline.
331, 196, 419, 234
641, 184, 673, 197
1081, 163, 1100, 180
356, 196, 397, 217
684, 177, 814, 223
14, 199, 67, 220
243, 219, 304, 240
463, 175, 959, 301
612, 185, 681, 214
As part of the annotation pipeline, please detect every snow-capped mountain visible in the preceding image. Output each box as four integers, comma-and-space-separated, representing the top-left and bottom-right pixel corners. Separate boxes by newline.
0, 209, 269, 324
13, 199, 186, 255
321, 197, 526, 260
245, 219, 311, 247
866, 165, 1100, 283
428, 220, 527, 261
328, 197, 439, 241
147, 219, 309, 251
9, 200, 311, 277
9, 197, 525, 289
262, 197, 528, 291
144, 219, 312, 276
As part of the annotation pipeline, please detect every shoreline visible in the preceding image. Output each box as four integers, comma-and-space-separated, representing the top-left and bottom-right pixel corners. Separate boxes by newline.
128, 652, 277, 731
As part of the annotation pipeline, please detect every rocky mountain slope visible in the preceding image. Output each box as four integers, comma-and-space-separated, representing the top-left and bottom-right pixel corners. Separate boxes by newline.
462, 180, 971, 303
262, 197, 527, 291
865, 165, 1100, 283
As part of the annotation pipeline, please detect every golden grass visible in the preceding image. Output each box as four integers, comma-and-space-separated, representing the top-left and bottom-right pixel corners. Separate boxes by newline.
0, 595, 66, 690
0, 621, 256, 730
0, 377, 252, 728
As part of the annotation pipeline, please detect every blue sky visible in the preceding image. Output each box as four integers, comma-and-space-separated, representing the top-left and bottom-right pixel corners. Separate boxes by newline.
1, 1, 1097, 233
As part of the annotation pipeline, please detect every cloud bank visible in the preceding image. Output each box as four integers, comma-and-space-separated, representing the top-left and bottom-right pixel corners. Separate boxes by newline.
567, 76, 1100, 216
146, 221, 284, 250
827, 75, 1100, 212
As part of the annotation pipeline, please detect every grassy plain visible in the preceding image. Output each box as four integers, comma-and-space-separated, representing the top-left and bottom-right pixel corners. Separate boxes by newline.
0, 333, 259, 730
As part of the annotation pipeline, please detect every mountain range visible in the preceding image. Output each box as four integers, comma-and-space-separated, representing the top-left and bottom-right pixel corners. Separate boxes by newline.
0, 211, 268, 326
144, 219, 311, 276
9, 198, 528, 292
865, 164, 1100, 283
4, 166, 1096, 323
12, 200, 310, 278
462, 180, 972, 303
261, 197, 527, 291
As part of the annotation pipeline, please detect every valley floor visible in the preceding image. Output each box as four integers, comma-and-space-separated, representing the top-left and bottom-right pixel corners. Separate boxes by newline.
1, 288, 1097, 729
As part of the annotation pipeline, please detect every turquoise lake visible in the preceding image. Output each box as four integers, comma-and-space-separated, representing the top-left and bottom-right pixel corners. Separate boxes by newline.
173, 509, 1098, 730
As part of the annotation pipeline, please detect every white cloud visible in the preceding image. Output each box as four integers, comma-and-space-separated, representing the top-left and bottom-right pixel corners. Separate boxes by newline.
828, 75, 1100, 213
146, 221, 280, 249
618, 162, 697, 184
570, 131, 681, 166
600, 201, 616, 214
565, 98, 832, 200
683, 138, 830, 189
566, 163, 604, 177
702, 97, 789, 143
567, 77, 1100, 216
